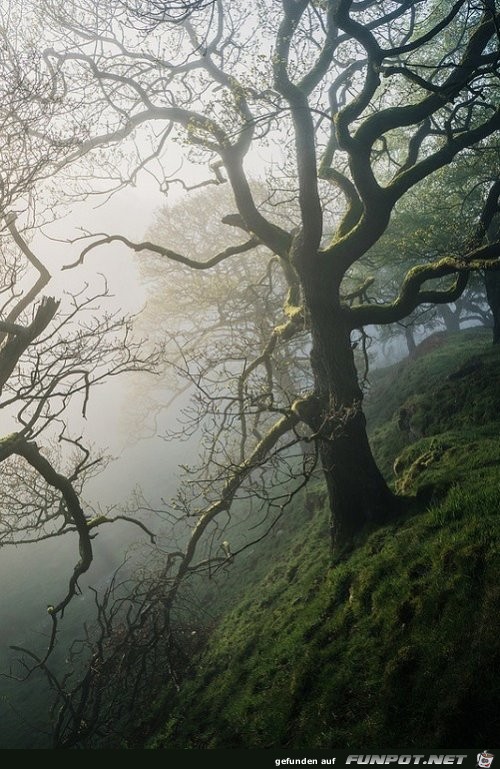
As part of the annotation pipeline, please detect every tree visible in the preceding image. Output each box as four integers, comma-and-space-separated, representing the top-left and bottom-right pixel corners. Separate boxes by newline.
132, 184, 314, 457
35, 0, 500, 555
484, 185, 500, 343
0, 8, 164, 677
9, 1, 500, 744
0, 224, 159, 658
355, 152, 500, 354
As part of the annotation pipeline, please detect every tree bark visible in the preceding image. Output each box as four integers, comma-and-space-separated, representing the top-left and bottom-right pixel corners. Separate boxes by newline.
300, 271, 398, 547
486, 216, 500, 344
485, 269, 500, 344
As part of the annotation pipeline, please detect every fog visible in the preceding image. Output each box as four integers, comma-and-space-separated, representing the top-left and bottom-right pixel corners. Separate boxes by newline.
0, 179, 201, 747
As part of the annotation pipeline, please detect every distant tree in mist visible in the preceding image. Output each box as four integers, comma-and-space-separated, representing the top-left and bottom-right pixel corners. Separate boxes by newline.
131, 184, 313, 449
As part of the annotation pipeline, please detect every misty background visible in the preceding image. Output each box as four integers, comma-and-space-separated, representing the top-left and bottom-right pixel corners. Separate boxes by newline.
0, 178, 197, 747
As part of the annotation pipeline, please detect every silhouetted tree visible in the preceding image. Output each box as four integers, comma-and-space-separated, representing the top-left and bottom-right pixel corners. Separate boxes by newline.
0, 5, 160, 667
41, 0, 500, 546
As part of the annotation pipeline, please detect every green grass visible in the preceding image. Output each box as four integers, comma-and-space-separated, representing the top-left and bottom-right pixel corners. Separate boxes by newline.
147, 493, 498, 748
364, 327, 496, 430
367, 328, 500, 479
136, 328, 500, 749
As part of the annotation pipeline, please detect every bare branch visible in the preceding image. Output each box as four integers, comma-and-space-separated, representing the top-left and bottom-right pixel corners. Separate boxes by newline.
62, 232, 260, 271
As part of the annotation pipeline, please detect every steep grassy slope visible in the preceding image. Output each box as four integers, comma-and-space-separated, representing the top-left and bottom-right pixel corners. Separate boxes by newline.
141, 328, 500, 749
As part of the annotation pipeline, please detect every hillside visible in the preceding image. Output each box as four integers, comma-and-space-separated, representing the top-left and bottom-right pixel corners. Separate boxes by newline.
135, 328, 500, 749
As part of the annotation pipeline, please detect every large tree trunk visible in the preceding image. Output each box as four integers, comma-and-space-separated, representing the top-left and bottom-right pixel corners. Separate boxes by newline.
302, 288, 398, 547
485, 269, 500, 344
486, 218, 500, 344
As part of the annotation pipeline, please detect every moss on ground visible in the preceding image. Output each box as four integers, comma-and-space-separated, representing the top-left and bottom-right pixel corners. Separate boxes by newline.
137, 329, 500, 749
